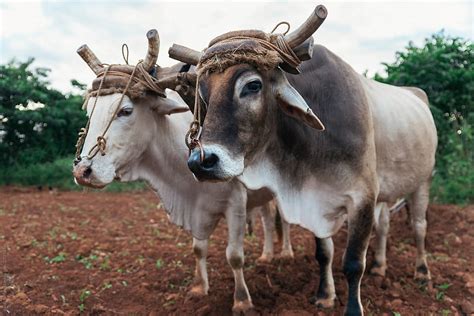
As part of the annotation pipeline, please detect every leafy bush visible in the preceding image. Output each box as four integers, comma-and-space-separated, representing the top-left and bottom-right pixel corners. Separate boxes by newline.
0, 59, 86, 166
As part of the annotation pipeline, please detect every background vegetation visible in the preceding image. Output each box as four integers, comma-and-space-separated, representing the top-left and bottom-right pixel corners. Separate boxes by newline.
0, 32, 472, 202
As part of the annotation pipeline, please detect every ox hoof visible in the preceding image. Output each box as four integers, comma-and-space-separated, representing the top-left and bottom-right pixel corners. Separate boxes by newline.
232, 299, 254, 315
314, 296, 336, 309
414, 265, 431, 282
369, 263, 387, 277
256, 254, 273, 264
188, 284, 208, 297
279, 249, 294, 259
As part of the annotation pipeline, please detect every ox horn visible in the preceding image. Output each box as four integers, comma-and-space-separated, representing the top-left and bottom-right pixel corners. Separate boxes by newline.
77, 45, 103, 74
285, 4, 327, 49
168, 44, 202, 66
142, 29, 160, 71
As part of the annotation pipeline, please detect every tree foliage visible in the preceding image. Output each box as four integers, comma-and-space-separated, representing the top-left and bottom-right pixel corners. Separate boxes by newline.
375, 31, 473, 203
0, 59, 86, 166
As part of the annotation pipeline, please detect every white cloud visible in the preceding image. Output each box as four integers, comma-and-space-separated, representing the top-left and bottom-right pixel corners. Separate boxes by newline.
1, 0, 472, 92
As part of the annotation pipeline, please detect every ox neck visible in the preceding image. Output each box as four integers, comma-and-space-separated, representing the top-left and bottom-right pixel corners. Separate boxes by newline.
125, 111, 194, 190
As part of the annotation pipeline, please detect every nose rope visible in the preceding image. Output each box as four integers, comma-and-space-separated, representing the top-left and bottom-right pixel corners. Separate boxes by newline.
184, 74, 204, 162
75, 66, 111, 160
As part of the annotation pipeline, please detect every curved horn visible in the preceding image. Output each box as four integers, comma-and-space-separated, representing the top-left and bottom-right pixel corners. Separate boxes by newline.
142, 29, 160, 71
168, 44, 202, 66
285, 4, 327, 48
77, 45, 103, 74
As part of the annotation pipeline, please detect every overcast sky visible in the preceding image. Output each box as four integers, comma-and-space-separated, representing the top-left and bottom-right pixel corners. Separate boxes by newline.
1, 0, 472, 93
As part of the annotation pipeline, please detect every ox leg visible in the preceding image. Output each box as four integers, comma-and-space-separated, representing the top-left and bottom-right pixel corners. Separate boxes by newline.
409, 182, 431, 281
280, 216, 294, 259
314, 237, 336, 308
257, 203, 274, 263
370, 203, 390, 277
225, 209, 253, 314
343, 202, 374, 316
189, 238, 209, 296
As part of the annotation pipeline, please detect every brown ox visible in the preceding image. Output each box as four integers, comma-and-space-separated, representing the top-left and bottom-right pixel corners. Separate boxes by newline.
169, 5, 437, 315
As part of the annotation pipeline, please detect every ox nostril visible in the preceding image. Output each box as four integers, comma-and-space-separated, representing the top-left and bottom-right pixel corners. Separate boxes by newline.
73, 157, 82, 166
202, 153, 218, 169
83, 166, 92, 178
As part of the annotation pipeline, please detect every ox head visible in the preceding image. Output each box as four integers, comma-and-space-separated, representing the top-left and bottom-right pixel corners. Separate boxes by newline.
169, 5, 327, 182
73, 30, 189, 188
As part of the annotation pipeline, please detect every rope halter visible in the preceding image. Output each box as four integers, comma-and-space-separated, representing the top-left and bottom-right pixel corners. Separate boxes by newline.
74, 53, 166, 164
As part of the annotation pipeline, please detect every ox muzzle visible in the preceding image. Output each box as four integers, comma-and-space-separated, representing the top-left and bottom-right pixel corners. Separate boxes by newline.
187, 148, 220, 181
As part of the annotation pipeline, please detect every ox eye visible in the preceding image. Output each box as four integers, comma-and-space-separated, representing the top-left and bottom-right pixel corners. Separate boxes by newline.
240, 80, 262, 97
117, 107, 133, 117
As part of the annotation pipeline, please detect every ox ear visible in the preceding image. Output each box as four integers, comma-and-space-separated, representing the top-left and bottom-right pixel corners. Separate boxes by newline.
152, 94, 189, 116
273, 70, 325, 131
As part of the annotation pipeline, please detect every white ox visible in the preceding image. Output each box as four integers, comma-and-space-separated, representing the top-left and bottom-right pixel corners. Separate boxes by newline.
72, 30, 293, 313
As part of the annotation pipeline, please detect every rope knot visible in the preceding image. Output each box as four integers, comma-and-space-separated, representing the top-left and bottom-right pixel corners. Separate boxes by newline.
185, 120, 204, 162
97, 136, 107, 156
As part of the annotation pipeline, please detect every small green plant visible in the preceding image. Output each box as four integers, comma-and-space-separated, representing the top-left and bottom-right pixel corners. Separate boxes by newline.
392, 312, 401, 316
78, 289, 91, 313
102, 282, 112, 290
44, 252, 67, 264
435, 283, 452, 301
155, 259, 164, 269
76, 253, 99, 269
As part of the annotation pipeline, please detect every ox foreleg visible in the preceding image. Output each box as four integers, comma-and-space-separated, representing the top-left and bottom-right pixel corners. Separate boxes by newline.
279, 209, 294, 259
314, 237, 336, 308
257, 203, 275, 263
370, 203, 390, 276
225, 208, 254, 313
409, 181, 431, 281
189, 238, 209, 296
343, 202, 374, 316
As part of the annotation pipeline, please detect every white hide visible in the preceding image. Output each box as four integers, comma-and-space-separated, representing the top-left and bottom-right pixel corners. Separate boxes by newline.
239, 156, 351, 238
79, 93, 242, 239
361, 77, 437, 202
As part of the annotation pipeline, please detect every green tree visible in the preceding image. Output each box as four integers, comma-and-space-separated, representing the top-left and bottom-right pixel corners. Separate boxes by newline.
375, 31, 473, 203
0, 58, 86, 167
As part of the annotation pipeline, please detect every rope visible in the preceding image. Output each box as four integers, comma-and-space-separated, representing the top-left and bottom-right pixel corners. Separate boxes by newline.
221, 34, 301, 71
122, 44, 129, 65
184, 74, 204, 161
270, 21, 290, 35
75, 66, 111, 160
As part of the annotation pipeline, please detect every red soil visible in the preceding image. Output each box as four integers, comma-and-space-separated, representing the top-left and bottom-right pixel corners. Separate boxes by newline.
1, 187, 473, 315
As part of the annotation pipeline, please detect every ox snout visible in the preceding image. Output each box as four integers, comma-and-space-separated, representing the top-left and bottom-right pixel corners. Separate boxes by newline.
73, 160, 109, 189
73, 162, 93, 186
187, 149, 221, 181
